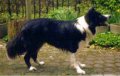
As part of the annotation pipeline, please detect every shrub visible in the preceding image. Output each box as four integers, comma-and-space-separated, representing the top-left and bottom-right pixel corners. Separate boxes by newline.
108, 12, 120, 24
90, 32, 120, 48
46, 7, 78, 20
2, 35, 8, 42
91, 0, 120, 12
0, 13, 9, 23
77, 1, 92, 16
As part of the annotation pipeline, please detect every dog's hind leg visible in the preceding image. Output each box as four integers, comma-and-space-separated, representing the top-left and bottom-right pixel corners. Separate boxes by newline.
31, 43, 45, 65
31, 51, 45, 65
70, 53, 86, 74
24, 52, 37, 71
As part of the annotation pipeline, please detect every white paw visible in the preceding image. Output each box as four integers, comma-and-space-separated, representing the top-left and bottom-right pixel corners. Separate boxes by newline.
39, 61, 45, 65
77, 69, 86, 74
29, 66, 37, 71
79, 63, 86, 68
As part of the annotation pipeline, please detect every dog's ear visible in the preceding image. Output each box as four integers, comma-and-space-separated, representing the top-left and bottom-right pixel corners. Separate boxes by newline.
89, 7, 95, 12
87, 7, 97, 14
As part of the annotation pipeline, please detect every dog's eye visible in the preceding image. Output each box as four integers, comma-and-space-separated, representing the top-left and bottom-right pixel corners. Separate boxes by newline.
99, 15, 102, 18
99, 15, 105, 19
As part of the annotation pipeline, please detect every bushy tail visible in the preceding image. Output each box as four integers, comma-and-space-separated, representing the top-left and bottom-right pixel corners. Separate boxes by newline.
6, 33, 26, 59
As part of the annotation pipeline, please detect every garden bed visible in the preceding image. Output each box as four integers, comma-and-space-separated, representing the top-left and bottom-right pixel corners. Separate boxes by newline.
7, 19, 27, 40
96, 25, 109, 34
0, 23, 7, 38
90, 32, 120, 48
110, 24, 120, 34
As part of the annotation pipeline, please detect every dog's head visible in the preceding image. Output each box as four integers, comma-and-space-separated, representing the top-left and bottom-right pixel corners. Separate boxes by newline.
85, 7, 111, 27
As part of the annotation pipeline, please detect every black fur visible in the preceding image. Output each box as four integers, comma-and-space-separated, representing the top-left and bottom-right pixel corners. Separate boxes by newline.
6, 8, 108, 68
84, 8, 107, 34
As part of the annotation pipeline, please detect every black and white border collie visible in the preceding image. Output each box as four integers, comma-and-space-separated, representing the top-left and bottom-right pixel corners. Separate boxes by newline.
6, 7, 110, 74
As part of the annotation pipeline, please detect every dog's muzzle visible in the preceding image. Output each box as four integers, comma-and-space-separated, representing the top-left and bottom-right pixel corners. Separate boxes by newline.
104, 14, 111, 19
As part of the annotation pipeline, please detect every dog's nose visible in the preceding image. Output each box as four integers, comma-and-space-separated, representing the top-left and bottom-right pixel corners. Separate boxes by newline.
107, 15, 111, 19
104, 14, 111, 19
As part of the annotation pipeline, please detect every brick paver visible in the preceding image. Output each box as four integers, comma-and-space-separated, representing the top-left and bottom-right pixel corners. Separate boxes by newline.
0, 41, 120, 75
77, 48, 120, 75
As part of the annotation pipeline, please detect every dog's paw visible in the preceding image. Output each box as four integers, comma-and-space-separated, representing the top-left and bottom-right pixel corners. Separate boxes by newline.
29, 66, 37, 71
79, 63, 86, 68
38, 61, 45, 65
77, 69, 86, 74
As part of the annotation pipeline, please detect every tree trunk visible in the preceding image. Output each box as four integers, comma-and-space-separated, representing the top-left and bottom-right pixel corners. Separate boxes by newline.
26, 0, 32, 20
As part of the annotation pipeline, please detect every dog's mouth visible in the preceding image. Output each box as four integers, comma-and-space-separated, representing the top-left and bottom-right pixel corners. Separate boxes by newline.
103, 22, 109, 26
100, 14, 111, 26
100, 21, 110, 27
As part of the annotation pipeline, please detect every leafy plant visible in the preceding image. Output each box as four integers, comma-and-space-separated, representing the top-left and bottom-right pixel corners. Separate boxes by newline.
0, 12, 25, 23
108, 12, 120, 24
90, 32, 120, 48
77, 1, 92, 16
2, 35, 8, 42
92, 0, 120, 12
46, 7, 78, 20
0, 13, 10, 23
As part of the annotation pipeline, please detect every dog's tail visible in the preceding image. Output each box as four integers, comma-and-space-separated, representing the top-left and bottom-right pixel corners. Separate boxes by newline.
6, 33, 26, 59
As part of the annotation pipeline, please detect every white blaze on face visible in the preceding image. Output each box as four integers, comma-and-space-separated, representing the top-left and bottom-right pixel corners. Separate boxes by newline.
104, 14, 111, 19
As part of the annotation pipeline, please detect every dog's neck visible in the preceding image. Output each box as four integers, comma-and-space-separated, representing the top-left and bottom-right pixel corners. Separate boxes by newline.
75, 16, 95, 46
76, 16, 94, 36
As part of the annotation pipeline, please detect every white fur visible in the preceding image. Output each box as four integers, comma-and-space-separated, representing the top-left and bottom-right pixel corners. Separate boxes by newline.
104, 14, 110, 19
36, 59, 45, 65
39, 61, 45, 65
29, 66, 37, 71
75, 16, 89, 33
70, 53, 86, 74
75, 16, 94, 47
78, 62, 86, 68
76, 66, 86, 74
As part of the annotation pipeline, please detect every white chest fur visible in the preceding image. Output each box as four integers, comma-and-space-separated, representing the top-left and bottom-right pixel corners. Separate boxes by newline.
74, 16, 94, 48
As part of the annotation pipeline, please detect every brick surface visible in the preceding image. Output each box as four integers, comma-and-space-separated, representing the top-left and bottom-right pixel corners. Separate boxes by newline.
115, 58, 120, 63
105, 63, 115, 68
78, 49, 120, 75
94, 60, 104, 64
104, 67, 115, 72
104, 59, 115, 63
94, 64, 104, 68
1, 42, 120, 75
115, 63, 120, 67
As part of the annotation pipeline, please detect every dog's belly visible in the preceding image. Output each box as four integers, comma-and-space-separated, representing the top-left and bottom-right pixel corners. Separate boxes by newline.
46, 39, 79, 53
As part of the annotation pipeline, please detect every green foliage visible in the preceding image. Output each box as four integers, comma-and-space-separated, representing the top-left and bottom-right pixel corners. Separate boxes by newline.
46, 7, 78, 20
0, 12, 25, 23
78, 1, 92, 16
0, 13, 9, 23
2, 35, 8, 42
108, 12, 120, 24
91, 32, 120, 48
92, 0, 120, 12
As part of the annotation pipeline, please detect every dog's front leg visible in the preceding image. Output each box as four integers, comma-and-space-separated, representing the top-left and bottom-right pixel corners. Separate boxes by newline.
70, 53, 86, 74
